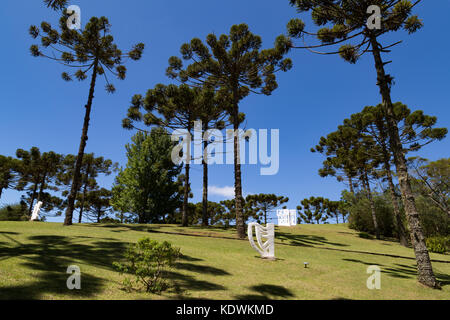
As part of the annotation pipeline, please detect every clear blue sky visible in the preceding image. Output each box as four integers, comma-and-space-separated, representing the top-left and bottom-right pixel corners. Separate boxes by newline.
1, 1, 449, 223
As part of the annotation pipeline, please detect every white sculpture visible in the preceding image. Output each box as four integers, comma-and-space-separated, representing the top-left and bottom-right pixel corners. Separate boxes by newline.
277, 209, 297, 227
248, 223, 275, 260
30, 201, 43, 221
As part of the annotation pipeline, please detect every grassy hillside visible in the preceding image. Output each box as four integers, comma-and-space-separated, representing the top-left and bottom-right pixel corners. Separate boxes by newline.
0, 221, 448, 300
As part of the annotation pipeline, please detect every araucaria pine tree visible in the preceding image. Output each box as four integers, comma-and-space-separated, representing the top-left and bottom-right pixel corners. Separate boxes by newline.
29, 13, 144, 226
281, 0, 439, 287
123, 84, 205, 227
166, 24, 292, 238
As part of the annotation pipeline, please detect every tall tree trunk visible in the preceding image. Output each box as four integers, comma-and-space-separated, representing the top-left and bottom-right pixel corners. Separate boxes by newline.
182, 162, 190, 227
363, 173, 380, 239
0, 187, 3, 201
383, 156, 409, 247
37, 171, 47, 202
28, 183, 39, 216
370, 35, 438, 288
78, 162, 91, 224
202, 133, 209, 227
64, 58, 99, 226
181, 126, 192, 227
232, 95, 245, 239
347, 174, 355, 194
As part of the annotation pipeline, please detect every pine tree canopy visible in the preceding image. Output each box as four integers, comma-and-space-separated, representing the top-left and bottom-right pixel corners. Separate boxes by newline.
29, 15, 144, 93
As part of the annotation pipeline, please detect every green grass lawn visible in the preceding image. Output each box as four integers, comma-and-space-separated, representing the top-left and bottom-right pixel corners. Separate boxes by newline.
0, 221, 448, 300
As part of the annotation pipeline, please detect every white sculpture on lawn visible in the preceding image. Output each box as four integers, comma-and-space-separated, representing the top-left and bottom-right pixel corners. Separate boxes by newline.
248, 222, 275, 260
30, 201, 43, 221
277, 209, 297, 227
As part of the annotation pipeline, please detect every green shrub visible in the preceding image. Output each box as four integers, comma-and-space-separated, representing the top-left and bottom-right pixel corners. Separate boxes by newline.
426, 237, 449, 254
113, 238, 180, 293
0, 203, 28, 221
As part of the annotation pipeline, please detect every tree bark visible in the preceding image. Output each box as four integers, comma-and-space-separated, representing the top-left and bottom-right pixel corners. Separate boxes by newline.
363, 173, 380, 239
202, 160, 209, 227
28, 183, 39, 216
369, 35, 438, 288
347, 174, 355, 194
232, 89, 245, 238
78, 162, 91, 224
384, 158, 409, 246
64, 58, 99, 226
202, 133, 209, 227
182, 162, 190, 227
181, 125, 192, 227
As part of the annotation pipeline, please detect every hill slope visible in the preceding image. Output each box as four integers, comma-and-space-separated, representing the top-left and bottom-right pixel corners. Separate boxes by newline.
0, 222, 448, 300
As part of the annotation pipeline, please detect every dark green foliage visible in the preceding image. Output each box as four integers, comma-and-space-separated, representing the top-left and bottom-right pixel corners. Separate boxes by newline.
425, 237, 449, 254
111, 129, 183, 224
0, 202, 28, 221
78, 188, 113, 223
123, 84, 214, 227
282, 0, 423, 63
113, 238, 180, 293
166, 23, 292, 238
15, 148, 63, 217
30, 12, 144, 225
43, 0, 67, 11
298, 197, 328, 224
345, 191, 397, 238
57, 154, 118, 222
246, 194, 289, 225
410, 157, 450, 218
0, 156, 19, 201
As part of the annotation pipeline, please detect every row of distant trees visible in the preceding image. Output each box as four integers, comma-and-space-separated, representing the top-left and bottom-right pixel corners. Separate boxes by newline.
0, 149, 117, 223
28, 0, 445, 288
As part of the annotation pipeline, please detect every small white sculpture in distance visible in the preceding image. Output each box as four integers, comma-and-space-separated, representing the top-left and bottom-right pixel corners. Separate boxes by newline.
30, 201, 43, 221
277, 209, 297, 227
248, 222, 275, 260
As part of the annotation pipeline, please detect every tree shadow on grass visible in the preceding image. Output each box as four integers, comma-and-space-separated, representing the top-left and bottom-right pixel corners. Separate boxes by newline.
166, 271, 227, 299
235, 284, 294, 300
174, 262, 231, 276
342, 258, 450, 287
276, 231, 349, 248
162, 256, 231, 299
0, 235, 130, 299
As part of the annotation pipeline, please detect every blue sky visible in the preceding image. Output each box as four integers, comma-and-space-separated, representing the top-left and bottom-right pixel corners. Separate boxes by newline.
1, 1, 449, 223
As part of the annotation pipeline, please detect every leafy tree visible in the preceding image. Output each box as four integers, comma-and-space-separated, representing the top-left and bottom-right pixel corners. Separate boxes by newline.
166, 24, 292, 238
15, 148, 63, 217
218, 199, 254, 229
347, 103, 447, 245
246, 194, 289, 225
30, 13, 144, 226
313, 125, 382, 237
298, 197, 329, 224
198, 91, 229, 227
111, 129, 182, 224
410, 157, 450, 218
312, 126, 359, 194
324, 199, 347, 224
0, 202, 28, 221
57, 154, 117, 223
78, 188, 113, 223
281, 0, 439, 287
0, 156, 19, 201
124, 84, 206, 227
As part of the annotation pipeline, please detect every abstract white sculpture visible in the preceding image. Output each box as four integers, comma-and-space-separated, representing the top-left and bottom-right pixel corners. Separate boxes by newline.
30, 201, 43, 221
248, 223, 275, 260
277, 209, 297, 227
